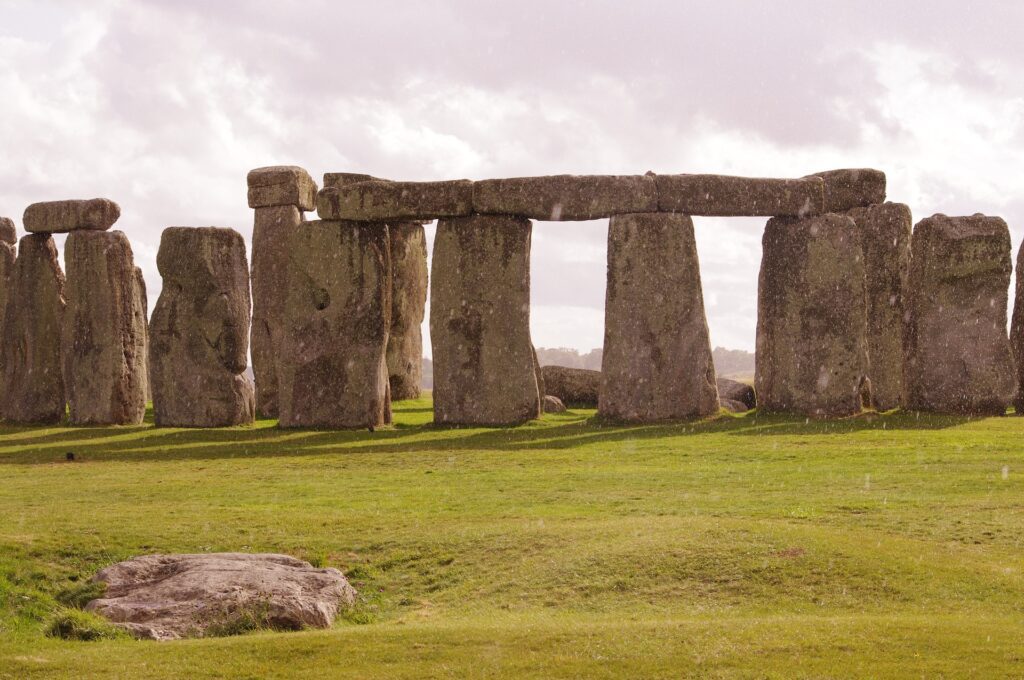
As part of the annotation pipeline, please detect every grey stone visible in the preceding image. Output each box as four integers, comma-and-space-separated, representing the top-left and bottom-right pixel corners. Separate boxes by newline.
808, 168, 887, 212
721, 398, 749, 413
318, 180, 473, 222
0, 240, 14, 366
716, 377, 756, 411
540, 365, 601, 407
472, 174, 658, 221
543, 395, 567, 413
23, 199, 120, 233
1012, 239, 1024, 415
247, 166, 317, 211
0, 217, 15, 244
387, 222, 428, 401
655, 174, 823, 216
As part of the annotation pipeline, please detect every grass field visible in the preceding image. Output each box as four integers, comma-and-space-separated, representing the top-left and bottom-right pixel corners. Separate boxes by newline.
1, 398, 1022, 678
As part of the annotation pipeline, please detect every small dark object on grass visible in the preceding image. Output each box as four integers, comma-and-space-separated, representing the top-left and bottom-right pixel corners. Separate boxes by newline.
368, 425, 375, 433
66, 452, 75, 462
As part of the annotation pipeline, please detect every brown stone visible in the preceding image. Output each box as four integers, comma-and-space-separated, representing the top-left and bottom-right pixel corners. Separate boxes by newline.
0, 217, 15, 244
131, 266, 150, 407
472, 174, 658, 221
23, 198, 120, 233
716, 377, 755, 411
322, 172, 384, 189
756, 214, 870, 417
721, 399, 749, 413
655, 174, 823, 216
149, 227, 254, 427
61, 231, 147, 425
318, 180, 473, 222
0, 234, 66, 423
387, 222, 428, 401
277, 220, 392, 429
543, 395, 567, 413
430, 215, 541, 425
905, 214, 1014, 415
808, 168, 887, 212
0, 240, 14, 361
600, 213, 719, 421
541, 365, 601, 407
1011, 239, 1024, 414
247, 166, 317, 211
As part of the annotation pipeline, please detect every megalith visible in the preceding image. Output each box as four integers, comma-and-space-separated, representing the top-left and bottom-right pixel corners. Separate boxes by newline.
61, 231, 148, 425
23, 198, 120, 233
1011, 239, 1024, 415
0, 234, 66, 424
150, 227, 254, 427
430, 215, 541, 425
599, 212, 719, 421
756, 214, 870, 417
247, 165, 317, 418
905, 214, 1014, 415
276, 220, 392, 429
387, 221, 428, 401
0, 216, 15, 244
0, 219, 16, 359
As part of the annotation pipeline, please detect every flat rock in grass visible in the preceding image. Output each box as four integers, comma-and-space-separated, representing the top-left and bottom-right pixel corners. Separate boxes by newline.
23, 199, 120, 233
807, 168, 886, 212
247, 166, 318, 211
721, 398, 749, 413
0, 217, 15, 244
318, 180, 473, 222
540, 365, 601, 407
543, 394, 567, 413
655, 174, 823, 217
472, 174, 658, 221
86, 553, 356, 641
716, 377, 756, 410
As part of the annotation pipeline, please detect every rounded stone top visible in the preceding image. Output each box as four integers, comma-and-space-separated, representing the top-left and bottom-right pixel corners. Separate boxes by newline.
23, 199, 120, 234
0, 217, 15, 244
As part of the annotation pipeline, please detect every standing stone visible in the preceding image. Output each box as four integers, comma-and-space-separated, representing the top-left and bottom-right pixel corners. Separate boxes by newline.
150, 227, 254, 427
905, 214, 1014, 415
845, 203, 912, 411
387, 222, 428, 401
431, 215, 541, 425
600, 213, 719, 421
1011, 239, 1024, 415
756, 214, 870, 417
0, 234, 66, 424
132, 266, 150, 407
0, 217, 16, 244
61, 231, 148, 425
277, 220, 392, 429
0, 221, 16, 363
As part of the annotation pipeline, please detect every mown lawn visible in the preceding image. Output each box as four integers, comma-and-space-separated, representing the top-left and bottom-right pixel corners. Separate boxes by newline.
0, 398, 1022, 678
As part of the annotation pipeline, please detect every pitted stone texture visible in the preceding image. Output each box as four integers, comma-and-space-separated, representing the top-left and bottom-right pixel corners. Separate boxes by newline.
61, 231, 147, 425
541, 366, 601, 407
132, 266, 150, 406
845, 202, 912, 411
0, 241, 14, 360
277, 220, 392, 429
86, 553, 356, 641
756, 214, 870, 417
247, 166, 317, 211
905, 214, 1014, 415
150, 227, 254, 427
808, 168, 887, 212
0, 234, 66, 423
0, 217, 15, 244
431, 215, 541, 425
1011, 239, 1024, 414
251, 205, 304, 418
600, 213, 719, 422
318, 180, 473, 222
322, 172, 383, 190
472, 174, 658, 221
23, 199, 120, 233
655, 174, 823, 217
387, 222, 428, 401
716, 377, 756, 411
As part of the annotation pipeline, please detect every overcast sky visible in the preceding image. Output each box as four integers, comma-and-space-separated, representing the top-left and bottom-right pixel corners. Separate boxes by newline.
2, 0, 1022, 354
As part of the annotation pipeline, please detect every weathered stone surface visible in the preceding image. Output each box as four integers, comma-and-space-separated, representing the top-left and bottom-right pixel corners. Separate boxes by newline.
61, 231, 147, 425
541, 365, 601, 407
543, 395, 567, 413
0, 217, 15, 244
318, 180, 473, 222
756, 214, 870, 417
1011, 239, 1024, 415
431, 215, 541, 425
322, 172, 383, 189
721, 399, 749, 413
277, 220, 392, 429
247, 166, 317, 211
808, 168, 887, 212
86, 553, 356, 641
600, 213, 719, 421
845, 202, 912, 411
0, 240, 14, 362
472, 174, 658, 221
23, 199, 120, 233
387, 222, 427, 401
132, 266, 150, 406
0, 234, 66, 423
150, 227, 254, 427
905, 214, 1014, 415
655, 174, 823, 217
716, 377, 756, 411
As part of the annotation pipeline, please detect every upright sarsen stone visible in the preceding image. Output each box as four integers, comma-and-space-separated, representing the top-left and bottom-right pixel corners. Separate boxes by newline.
756, 214, 870, 417
430, 215, 541, 425
599, 213, 719, 421
0, 225, 15, 358
387, 222, 428, 401
1011, 239, 1024, 414
150, 227, 254, 427
61, 231, 148, 425
0, 217, 15, 244
905, 214, 1014, 414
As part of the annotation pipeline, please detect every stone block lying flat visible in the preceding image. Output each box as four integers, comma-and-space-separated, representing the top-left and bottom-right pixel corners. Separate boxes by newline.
540, 365, 601, 407
809, 168, 886, 212
472, 174, 658, 221
247, 166, 317, 211
0, 217, 15, 244
23, 199, 120, 233
317, 180, 474, 222
655, 174, 823, 216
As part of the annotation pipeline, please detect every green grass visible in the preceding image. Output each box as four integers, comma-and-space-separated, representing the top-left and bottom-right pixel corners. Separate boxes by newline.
1, 398, 1022, 678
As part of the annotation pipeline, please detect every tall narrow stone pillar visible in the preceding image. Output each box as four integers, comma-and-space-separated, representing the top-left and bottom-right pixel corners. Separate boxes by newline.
599, 212, 719, 421
247, 166, 317, 419
905, 214, 1014, 414
1011, 238, 1024, 415
756, 214, 870, 417
387, 222, 428, 401
430, 215, 541, 425
150, 227, 254, 427
0, 218, 16, 365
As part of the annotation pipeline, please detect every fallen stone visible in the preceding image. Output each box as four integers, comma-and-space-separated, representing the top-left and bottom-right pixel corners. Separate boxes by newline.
721, 398, 749, 413
61, 231, 148, 425
756, 214, 870, 417
655, 174, 823, 217
808, 168, 886, 212
247, 166, 317, 211
86, 553, 356, 641
387, 222, 428, 401
472, 174, 658, 221
150, 227, 255, 427
318, 180, 473, 222
600, 212, 719, 421
716, 377, 756, 411
543, 395, 567, 413
540, 365, 601, 407
905, 214, 1015, 415
277, 220, 392, 429
23, 199, 120, 233
431, 214, 541, 425
0, 217, 15, 244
